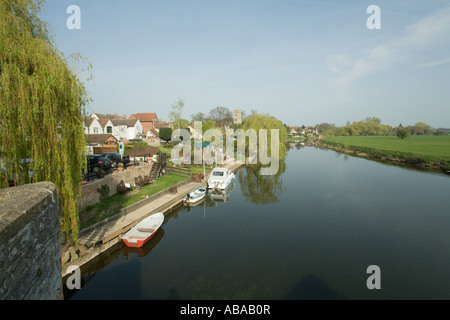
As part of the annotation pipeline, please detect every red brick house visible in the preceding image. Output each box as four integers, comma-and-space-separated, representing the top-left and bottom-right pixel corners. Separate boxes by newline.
129, 113, 159, 135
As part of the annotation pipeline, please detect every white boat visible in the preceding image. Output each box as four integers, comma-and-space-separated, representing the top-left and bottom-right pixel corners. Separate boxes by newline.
183, 187, 207, 204
208, 182, 235, 203
122, 212, 164, 248
207, 167, 235, 190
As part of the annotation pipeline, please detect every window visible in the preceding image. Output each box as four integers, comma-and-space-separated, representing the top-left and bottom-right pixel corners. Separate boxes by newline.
107, 126, 112, 133
93, 128, 98, 134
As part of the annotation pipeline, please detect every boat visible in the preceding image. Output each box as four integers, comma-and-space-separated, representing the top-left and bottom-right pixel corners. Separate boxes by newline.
208, 182, 235, 203
122, 212, 164, 248
207, 167, 235, 190
183, 187, 207, 204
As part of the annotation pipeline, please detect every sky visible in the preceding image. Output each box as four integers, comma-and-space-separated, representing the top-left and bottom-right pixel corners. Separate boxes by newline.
42, 0, 450, 128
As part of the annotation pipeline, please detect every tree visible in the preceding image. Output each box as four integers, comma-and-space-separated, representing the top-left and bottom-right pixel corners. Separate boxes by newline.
414, 122, 433, 135
0, 0, 91, 244
201, 120, 216, 134
243, 114, 288, 161
169, 98, 185, 129
365, 116, 381, 124
159, 127, 173, 142
191, 112, 208, 122
316, 123, 335, 133
397, 128, 409, 139
209, 106, 233, 128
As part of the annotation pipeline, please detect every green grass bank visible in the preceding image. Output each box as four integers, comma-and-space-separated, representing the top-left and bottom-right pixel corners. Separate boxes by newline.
320, 136, 450, 174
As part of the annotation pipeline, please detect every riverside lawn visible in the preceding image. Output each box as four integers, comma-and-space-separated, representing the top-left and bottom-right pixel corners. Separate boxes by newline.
321, 135, 450, 173
322, 135, 450, 161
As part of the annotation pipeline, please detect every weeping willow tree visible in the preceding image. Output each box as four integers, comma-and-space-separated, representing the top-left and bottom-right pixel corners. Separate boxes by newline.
242, 113, 288, 161
0, 0, 91, 245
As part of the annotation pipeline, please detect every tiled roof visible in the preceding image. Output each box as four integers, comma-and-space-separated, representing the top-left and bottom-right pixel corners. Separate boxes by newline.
92, 113, 118, 119
127, 146, 159, 157
110, 119, 139, 127
85, 134, 118, 144
84, 117, 95, 126
97, 119, 111, 128
129, 113, 158, 122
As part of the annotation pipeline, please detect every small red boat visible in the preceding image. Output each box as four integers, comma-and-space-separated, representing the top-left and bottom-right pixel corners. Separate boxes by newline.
122, 212, 164, 248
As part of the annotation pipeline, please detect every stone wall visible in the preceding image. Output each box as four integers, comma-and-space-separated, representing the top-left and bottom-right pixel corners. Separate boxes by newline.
0, 182, 63, 300
79, 163, 154, 211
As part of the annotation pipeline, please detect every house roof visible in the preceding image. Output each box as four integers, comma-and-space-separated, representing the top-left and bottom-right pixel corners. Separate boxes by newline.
84, 117, 95, 127
129, 113, 158, 122
110, 119, 139, 127
127, 146, 159, 157
92, 113, 117, 119
97, 119, 112, 129
157, 121, 172, 128
145, 128, 159, 137
85, 134, 118, 144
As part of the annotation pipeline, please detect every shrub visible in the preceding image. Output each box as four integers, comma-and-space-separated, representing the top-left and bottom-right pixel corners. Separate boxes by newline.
97, 184, 110, 201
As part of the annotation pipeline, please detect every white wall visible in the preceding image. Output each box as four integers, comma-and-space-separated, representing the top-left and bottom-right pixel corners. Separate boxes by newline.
85, 118, 103, 134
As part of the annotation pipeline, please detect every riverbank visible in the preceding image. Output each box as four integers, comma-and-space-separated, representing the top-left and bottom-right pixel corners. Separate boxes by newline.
319, 136, 450, 175
61, 162, 243, 278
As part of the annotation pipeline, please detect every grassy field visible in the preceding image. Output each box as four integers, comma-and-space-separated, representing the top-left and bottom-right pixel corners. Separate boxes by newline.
322, 135, 450, 161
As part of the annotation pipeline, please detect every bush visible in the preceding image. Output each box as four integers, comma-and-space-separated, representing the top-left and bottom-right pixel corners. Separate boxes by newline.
397, 128, 409, 139
97, 184, 110, 201
159, 127, 173, 142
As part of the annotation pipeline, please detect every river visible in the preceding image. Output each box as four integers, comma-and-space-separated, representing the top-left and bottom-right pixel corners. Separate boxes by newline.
65, 145, 450, 300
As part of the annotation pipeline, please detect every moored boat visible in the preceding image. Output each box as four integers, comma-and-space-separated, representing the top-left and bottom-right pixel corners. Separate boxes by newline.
122, 212, 164, 248
183, 187, 207, 204
207, 167, 235, 190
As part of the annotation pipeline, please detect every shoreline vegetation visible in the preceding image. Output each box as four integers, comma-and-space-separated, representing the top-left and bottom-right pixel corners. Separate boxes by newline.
318, 136, 450, 175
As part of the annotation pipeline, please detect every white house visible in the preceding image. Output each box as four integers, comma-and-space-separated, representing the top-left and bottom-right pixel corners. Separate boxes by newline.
110, 119, 143, 140
84, 117, 103, 134
84, 117, 115, 135
97, 119, 114, 135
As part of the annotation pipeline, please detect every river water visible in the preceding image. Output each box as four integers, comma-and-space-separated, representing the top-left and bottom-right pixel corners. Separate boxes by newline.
66, 145, 450, 300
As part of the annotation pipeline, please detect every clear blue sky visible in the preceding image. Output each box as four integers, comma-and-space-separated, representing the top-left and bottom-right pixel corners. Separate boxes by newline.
42, 0, 450, 128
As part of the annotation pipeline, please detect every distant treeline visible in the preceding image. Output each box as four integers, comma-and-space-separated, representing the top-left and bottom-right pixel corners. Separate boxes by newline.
316, 117, 449, 137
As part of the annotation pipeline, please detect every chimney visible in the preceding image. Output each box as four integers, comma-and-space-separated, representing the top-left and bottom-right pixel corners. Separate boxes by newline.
123, 114, 126, 119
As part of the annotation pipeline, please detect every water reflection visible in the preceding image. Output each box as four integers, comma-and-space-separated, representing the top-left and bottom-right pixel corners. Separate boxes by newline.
66, 146, 450, 300
64, 223, 167, 299
284, 274, 347, 300
208, 182, 235, 203
124, 228, 165, 258
237, 160, 286, 204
